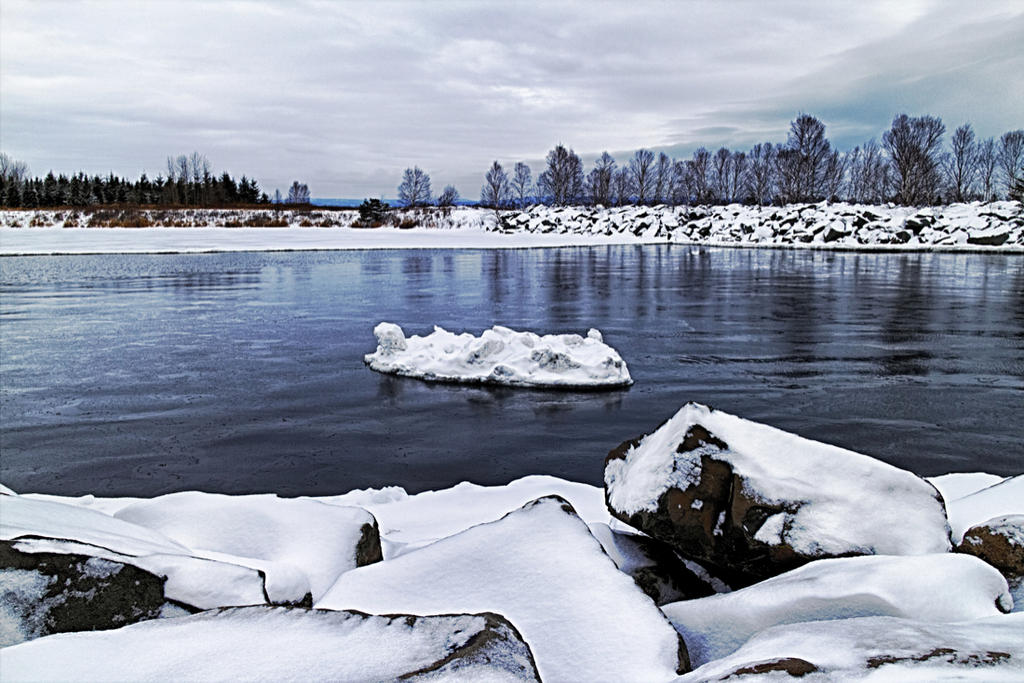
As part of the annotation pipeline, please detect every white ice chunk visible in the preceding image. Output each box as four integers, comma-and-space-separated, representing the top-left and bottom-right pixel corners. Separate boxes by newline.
365, 323, 632, 388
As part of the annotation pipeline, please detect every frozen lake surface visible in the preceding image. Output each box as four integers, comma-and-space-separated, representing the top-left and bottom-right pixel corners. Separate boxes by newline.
1, 245, 1021, 497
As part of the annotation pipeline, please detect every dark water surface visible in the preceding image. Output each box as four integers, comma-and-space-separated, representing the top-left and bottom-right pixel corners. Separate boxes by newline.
2, 246, 1022, 497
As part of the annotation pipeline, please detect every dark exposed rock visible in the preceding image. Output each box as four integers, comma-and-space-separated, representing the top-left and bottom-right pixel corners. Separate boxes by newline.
866, 647, 1010, 668
355, 520, 384, 567
397, 611, 541, 681
0, 540, 166, 645
956, 515, 1024, 576
823, 226, 851, 242
592, 525, 716, 605
967, 230, 1010, 246
725, 657, 819, 678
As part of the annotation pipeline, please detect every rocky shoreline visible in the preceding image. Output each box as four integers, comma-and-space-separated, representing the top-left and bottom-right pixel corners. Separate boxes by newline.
2, 404, 1021, 680
1, 201, 1022, 254
494, 201, 1024, 251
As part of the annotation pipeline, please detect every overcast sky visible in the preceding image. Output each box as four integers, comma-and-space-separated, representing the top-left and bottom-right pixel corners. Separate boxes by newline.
2, 0, 1021, 198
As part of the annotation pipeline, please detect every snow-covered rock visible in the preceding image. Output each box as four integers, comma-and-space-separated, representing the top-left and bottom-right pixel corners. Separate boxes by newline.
2, 493, 291, 609
0, 542, 166, 646
945, 475, 1023, 543
114, 492, 381, 603
604, 402, 952, 585
661, 554, 1013, 667
958, 515, 1024, 576
317, 496, 689, 681
1, 494, 189, 557
365, 323, 633, 388
0, 606, 541, 682
674, 613, 1024, 682
312, 474, 612, 559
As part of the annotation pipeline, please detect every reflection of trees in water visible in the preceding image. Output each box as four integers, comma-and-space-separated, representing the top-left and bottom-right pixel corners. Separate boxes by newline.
876, 254, 933, 376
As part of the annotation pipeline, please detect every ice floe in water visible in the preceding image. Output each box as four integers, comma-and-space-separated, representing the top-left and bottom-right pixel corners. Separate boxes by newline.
364, 322, 633, 388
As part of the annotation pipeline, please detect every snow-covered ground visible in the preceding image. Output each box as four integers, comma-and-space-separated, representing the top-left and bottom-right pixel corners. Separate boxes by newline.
1, 201, 1021, 254
365, 323, 633, 389
2, 406, 1021, 680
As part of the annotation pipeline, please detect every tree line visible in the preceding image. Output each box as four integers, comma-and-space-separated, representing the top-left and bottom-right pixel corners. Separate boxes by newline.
468, 114, 1023, 208
0, 152, 290, 208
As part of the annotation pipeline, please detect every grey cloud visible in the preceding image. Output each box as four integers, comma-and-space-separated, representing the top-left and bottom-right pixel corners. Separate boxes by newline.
1, 0, 1020, 198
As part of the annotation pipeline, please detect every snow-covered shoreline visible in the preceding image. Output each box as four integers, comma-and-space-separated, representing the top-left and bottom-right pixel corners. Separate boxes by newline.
1, 201, 1021, 255
3, 404, 1022, 680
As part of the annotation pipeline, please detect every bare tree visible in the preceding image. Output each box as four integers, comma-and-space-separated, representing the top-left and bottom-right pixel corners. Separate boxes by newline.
998, 129, 1024, 199
629, 149, 656, 204
287, 181, 310, 204
711, 147, 732, 203
745, 143, 776, 205
944, 124, 979, 202
653, 152, 672, 204
670, 160, 690, 205
481, 160, 511, 208
728, 151, 747, 203
883, 113, 945, 205
847, 140, 890, 204
510, 162, 533, 207
821, 149, 847, 201
437, 184, 460, 207
612, 167, 633, 206
687, 147, 712, 203
538, 144, 584, 205
398, 166, 432, 207
778, 113, 832, 202
586, 152, 616, 206
0, 153, 29, 182
976, 137, 999, 201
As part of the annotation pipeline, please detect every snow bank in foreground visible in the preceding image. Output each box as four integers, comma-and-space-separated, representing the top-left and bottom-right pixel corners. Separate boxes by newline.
662, 554, 1012, 667
675, 613, 1024, 682
365, 323, 632, 389
0, 606, 540, 682
317, 497, 686, 682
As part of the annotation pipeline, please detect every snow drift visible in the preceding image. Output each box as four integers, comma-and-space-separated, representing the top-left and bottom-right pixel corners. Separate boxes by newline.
364, 323, 633, 388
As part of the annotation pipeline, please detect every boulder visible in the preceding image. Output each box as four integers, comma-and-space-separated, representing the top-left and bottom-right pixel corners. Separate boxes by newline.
662, 553, 1012, 667
967, 228, 1010, 246
317, 496, 689, 681
115, 492, 383, 603
0, 606, 541, 682
0, 541, 166, 646
958, 515, 1024, 576
675, 614, 1024, 682
604, 403, 952, 586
